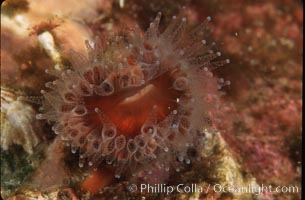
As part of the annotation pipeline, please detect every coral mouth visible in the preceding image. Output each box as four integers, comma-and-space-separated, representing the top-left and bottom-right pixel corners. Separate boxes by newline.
121, 84, 155, 104
84, 72, 181, 138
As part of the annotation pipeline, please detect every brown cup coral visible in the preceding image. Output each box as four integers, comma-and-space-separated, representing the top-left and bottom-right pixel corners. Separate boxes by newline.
37, 12, 229, 178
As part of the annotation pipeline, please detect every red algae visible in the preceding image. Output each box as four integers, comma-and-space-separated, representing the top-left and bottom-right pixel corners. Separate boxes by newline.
200, 1, 302, 188
37, 11, 229, 179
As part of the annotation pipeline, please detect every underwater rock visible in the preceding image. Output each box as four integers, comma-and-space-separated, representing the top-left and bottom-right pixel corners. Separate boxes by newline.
6, 187, 79, 200
0, 0, 302, 199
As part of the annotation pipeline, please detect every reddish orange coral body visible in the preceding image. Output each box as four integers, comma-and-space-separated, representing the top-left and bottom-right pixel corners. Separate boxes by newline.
85, 72, 181, 138
81, 169, 114, 194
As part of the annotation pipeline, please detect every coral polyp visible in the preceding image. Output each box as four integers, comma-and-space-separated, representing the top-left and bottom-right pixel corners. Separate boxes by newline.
37, 12, 228, 177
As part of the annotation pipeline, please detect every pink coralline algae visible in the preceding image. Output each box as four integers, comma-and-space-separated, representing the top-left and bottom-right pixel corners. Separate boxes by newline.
37, 12, 230, 179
